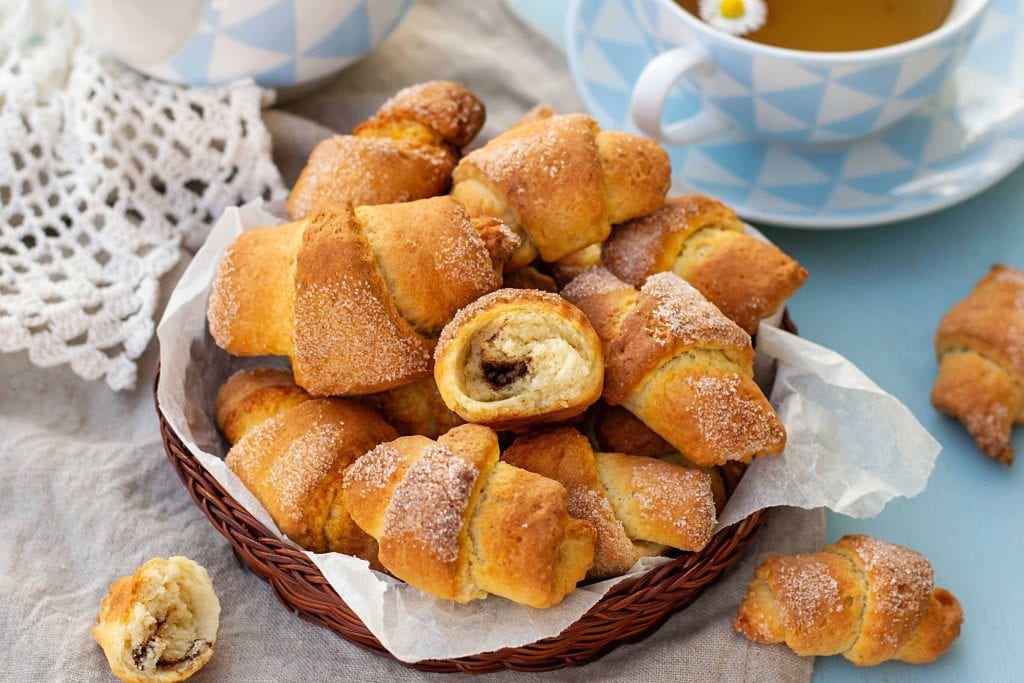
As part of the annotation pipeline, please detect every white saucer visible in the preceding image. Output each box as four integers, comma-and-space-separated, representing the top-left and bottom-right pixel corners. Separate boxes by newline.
563, 0, 1024, 228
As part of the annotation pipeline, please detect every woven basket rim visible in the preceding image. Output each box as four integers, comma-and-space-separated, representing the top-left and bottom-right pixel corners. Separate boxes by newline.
154, 312, 795, 673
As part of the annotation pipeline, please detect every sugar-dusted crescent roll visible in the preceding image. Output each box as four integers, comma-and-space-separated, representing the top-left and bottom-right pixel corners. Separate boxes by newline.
343, 424, 596, 607
452, 113, 670, 268
602, 195, 807, 334
735, 535, 963, 666
208, 197, 517, 395
219, 371, 397, 562
563, 268, 785, 466
504, 427, 716, 579
433, 289, 604, 430
365, 375, 464, 439
93, 557, 220, 683
932, 264, 1024, 464
287, 81, 485, 219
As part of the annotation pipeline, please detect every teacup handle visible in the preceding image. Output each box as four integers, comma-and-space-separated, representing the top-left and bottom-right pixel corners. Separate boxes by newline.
630, 45, 730, 145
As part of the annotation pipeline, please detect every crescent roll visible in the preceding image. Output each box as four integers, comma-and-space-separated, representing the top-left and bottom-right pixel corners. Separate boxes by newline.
342, 424, 596, 607
208, 197, 516, 395
503, 427, 717, 579
433, 289, 604, 430
563, 268, 785, 466
287, 81, 485, 219
217, 369, 398, 562
932, 264, 1024, 464
93, 557, 220, 683
735, 535, 963, 666
602, 195, 807, 334
452, 113, 670, 268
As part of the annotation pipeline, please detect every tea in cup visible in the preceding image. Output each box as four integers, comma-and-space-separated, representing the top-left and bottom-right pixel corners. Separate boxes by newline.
628, 0, 992, 144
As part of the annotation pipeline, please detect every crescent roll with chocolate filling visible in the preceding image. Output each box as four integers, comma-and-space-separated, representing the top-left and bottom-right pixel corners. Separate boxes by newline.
287, 81, 485, 219
452, 113, 670, 269
93, 557, 220, 683
217, 368, 398, 564
563, 268, 786, 466
603, 194, 807, 335
503, 427, 717, 579
342, 424, 596, 607
932, 264, 1024, 464
433, 289, 604, 430
208, 196, 518, 395
735, 535, 963, 666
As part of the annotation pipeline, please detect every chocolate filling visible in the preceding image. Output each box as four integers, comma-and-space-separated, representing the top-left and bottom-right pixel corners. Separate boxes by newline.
131, 616, 207, 672
481, 358, 529, 388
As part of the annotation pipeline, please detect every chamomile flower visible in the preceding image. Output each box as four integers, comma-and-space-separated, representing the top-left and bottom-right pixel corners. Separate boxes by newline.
699, 0, 768, 37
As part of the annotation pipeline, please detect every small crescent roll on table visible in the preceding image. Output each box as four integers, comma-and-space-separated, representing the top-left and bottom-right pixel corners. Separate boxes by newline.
562, 267, 785, 466
602, 194, 807, 335
932, 264, 1024, 464
342, 424, 596, 608
503, 427, 717, 579
452, 113, 670, 269
735, 535, 963, 666
216, 369, 398, 564
93, 557, 220, 683
433, 288, 604, 430
208, 196, 516, 395
287, 80, 485, 219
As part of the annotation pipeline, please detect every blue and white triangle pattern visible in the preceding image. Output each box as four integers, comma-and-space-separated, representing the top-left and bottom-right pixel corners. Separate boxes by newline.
570, 0, 1024, 227
146, 0, 411, 88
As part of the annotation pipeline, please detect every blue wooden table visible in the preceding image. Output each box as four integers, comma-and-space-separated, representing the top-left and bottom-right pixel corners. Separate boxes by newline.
506, 3, 1023, 679
760, 165, 1024, 682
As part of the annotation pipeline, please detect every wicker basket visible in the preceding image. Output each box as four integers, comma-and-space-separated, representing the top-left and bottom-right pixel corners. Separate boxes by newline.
154, 315, 793, 673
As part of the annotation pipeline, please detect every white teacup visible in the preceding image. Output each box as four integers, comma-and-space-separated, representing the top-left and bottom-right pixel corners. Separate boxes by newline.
628, 0, 992, 144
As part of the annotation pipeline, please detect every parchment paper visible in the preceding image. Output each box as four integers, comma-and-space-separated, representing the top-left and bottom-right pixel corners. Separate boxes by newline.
156, 200, 940, 663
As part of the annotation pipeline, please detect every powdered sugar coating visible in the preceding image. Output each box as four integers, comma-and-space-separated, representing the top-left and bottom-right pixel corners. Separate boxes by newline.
344, 442, 403, 501
383, 444, 479, 564
845, 535, 933, 646
564, 486, 636, 575
772, 556, 844, 632
561, 266, 632, 303
627, 459, 716, 548
641, 272, 748, 352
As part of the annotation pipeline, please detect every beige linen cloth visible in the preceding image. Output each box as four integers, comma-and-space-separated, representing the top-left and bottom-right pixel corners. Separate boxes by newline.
0, 1, 823, 680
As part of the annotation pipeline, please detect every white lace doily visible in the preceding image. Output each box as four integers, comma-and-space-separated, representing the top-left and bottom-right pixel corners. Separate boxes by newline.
0, 1, 285, 390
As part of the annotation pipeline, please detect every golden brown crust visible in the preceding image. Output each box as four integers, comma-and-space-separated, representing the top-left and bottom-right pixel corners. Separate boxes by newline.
343, 424, 595, 607
286, 135, 455, 219
933, 265, 1024, 463
509, 103, 557, 128
225, 398, 397, 562
503, 428, 638, 578
594, 452, 716, 552
596, 131, 671, 225
211, 200, 506, 396
356, 197, 502, 335
215, 367, 311, 445
434, 289, 604, 430
207, 221, 303, 357
286, 81, 484, 219
365, 375, 464, 439
93, 557, 220, 683
603, 195, 807, 334
292, 208, 434, 395
363, 80, 486, 149
734, 535, 963, 666
452, 114, 669, 264
563, 268, 785, 466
